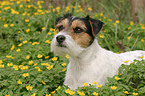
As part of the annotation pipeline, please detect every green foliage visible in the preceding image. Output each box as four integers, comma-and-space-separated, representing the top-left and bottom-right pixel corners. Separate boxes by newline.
0, 0, 145, 96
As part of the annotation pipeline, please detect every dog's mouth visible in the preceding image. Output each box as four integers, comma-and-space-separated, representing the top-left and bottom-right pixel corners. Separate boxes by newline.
57, 43, 66, 48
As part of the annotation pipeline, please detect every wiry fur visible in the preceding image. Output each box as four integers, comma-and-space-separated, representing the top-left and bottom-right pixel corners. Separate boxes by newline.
51, 14, 145, 90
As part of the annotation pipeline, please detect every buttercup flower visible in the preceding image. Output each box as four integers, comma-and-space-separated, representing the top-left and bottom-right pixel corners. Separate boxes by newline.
133, 92, 138, 95
92, 92, 98, 96
37, 54, 43, 58
115, 76, 120, 80
110, 86, 117, 90
26, 85, 33, 90
123, 91, 129, 94
83, 83, 88, 86
17, 79, 22, 84
22, 73, 29, 77
97, 84, 102, 88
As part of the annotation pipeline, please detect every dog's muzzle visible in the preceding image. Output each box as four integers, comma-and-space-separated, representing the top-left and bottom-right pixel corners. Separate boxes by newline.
56, 35, 66, 47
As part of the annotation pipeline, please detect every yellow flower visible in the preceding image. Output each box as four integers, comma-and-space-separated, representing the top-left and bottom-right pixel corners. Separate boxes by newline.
6, 55, 12, 58
50, 28, 55, 31
108, 19, 112, 22
139, 56, 144, 59
61, 63, 66, 67
92, 92, 98, 96
123, 91, 129, 94
37, 54, 43, 58
124, 60, 129, 63
77, 91, 85, 96
7, 63, 13, 66
13, 65, 19, 70
95, 14, 98, 17
11, 45, 15, 50
31, 93, 36, 96
83, 83, 88, 86
45, 94, 51, 96
26, 29, 30, 33
56, 86, 61, 90
65, 54, 69, 59
97, 84, 102, 88
42, 27, 45, 30
62, 68, 66, 72
45, 56, 49, 59
130, 21, 134, 26
56, 7, 60, 10
141, 39, 144, 42
99, 34, 104, 38
10, 24, 14, 27
51, 91, 55, 94
34, 63, 37, 66
23, 40, 28, 44
115, 20, 120, 24
26, 55, 30, 59
25, 19, 30, 22
52, 57, 58, 61
6, 95, 10, 96
32, 42, 39, 45
133, 92, 138, 95
88, 7, 92, 11
100, 13, 103, 16
114, 23, 116, 26
20, 4, 23, 8
115, 76, 120, 80
17, 79, 22, 84
28, 60, 33, 65
65, 89, 75, 95
128, 27, 131, 30
4, 24, 8, 28
23, 73, 29, 77
0, 64, 4, 68
45, 40, 51, 44
93, 81, 98, 85
16, 48, 21, 52
26, 85, 33, 90
48, 32, 52, 35
46, 65, 53, 70
42, 80, 46, 85
18, 43, 23, 47
110, 86, 117, 90
0, 60, 3, 64
141, 26, 145, 29
21, 66, 28, 70
128, 36, 131, 40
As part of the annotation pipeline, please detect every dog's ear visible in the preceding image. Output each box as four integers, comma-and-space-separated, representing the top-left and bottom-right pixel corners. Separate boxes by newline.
55, 13, 72, 26
55, 17, 63, 26
86, 15, 104, 37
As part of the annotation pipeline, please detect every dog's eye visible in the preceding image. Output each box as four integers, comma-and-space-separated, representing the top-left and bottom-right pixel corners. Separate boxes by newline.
58, 25, 64, 31
73, 27, 83, 33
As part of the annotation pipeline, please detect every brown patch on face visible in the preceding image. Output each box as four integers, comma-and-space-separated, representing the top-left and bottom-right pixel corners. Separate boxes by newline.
55, 18, 69, 29
70, 32, 92, 48
69, 19, 92, 48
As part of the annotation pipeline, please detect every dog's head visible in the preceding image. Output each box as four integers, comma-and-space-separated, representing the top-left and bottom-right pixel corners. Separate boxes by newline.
51, 13, 104, 57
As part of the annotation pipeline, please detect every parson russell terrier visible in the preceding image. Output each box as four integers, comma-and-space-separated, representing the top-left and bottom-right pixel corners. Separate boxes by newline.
51, 13, 145, 90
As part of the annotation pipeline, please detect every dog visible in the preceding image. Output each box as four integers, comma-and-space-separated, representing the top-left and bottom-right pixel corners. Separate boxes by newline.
51, 13, 145, 90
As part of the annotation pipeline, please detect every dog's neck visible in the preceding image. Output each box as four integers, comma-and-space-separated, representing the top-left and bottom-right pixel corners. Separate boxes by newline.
69, 39, 102, 65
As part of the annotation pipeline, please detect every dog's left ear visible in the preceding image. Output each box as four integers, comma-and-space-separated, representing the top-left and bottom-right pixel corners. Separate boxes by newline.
86, 15, 104, 37
55, 17, 64, 26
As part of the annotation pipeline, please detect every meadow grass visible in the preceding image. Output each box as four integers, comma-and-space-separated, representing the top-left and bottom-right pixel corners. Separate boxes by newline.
0, 0, 145, 96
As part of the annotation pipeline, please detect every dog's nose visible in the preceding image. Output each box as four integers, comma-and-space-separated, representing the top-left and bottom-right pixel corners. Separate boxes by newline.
56, 35, 66, 43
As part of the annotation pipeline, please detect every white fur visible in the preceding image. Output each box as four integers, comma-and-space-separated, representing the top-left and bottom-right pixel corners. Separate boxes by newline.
51, 31, 145, 90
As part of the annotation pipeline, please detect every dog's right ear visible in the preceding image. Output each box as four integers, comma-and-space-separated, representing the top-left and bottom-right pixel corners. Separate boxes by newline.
55, 17, 64, 26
